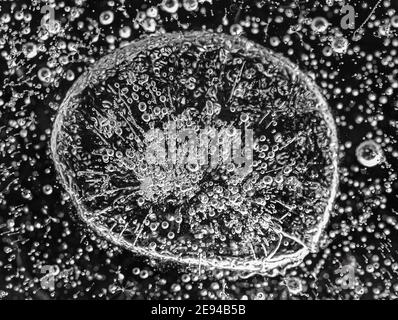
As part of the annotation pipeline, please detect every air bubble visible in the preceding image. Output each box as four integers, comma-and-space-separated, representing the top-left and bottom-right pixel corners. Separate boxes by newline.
356, 140, 384, 167
183, 0, 199, 12
161, 0, 179, 14
331, 36, 349, 54
99, 10, 114, 25
311, 17, 329, 33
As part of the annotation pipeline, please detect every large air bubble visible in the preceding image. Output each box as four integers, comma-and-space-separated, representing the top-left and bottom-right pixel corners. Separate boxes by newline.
51, 31, 339, 275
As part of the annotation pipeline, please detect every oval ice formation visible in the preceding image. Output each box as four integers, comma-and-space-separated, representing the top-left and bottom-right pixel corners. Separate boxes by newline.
51, 31, 338, 275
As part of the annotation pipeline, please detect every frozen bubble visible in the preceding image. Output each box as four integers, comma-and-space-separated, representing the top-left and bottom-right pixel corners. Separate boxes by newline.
38, 67, 52, 83
311, 17, 329, 34
356, 140, 384, 167
391, 16, 398, 28
99, 10, 114, 25
183, 0, 199, 12
230, 23, 243, 35
22, 42, 38, 59
331, 36, 349, 54
161, 0, 179, 14
42, 185, 53, 195
51, 31, 338, 276
286, 277, 303, 295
